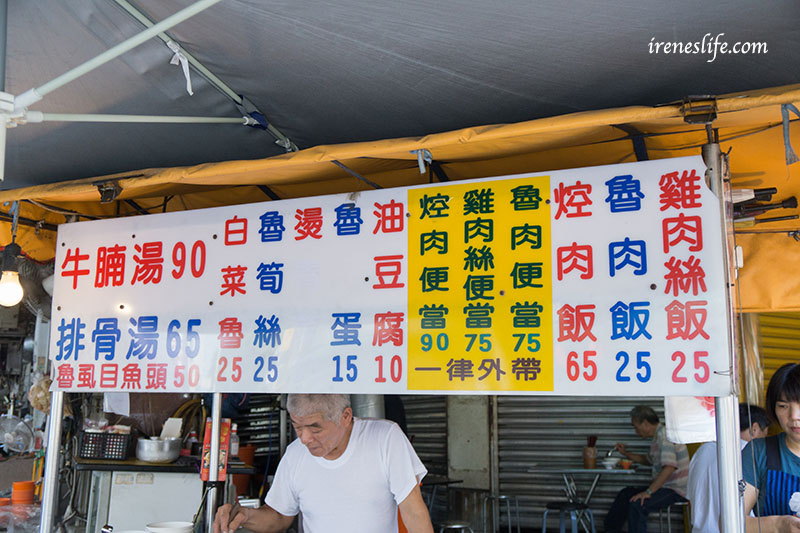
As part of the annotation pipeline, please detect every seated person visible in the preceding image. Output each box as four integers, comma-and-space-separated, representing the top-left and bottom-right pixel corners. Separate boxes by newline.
604, 405, 689, 533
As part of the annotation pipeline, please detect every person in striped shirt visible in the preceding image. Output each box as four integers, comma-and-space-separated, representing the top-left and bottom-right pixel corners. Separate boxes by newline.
605, 405, 690, 533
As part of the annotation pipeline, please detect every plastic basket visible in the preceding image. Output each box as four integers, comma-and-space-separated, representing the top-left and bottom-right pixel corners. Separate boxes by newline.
78, 432, 131, 460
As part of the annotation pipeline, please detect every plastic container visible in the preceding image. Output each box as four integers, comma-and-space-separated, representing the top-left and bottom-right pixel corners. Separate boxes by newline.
145, 521, 193, 533
0, 498, 10, 506
78, 431, 131, 460
12, 482, 34, 492
12, 481, 35, 504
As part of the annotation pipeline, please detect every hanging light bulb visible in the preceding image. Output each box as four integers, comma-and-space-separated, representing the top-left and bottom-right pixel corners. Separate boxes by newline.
0, 241, 23, 307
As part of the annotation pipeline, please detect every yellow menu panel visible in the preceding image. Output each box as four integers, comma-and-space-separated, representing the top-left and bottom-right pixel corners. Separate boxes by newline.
407, 176, 553, 391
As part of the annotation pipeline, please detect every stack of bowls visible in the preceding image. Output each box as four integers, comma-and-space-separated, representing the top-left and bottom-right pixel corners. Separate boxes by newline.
11, 481, 35, 504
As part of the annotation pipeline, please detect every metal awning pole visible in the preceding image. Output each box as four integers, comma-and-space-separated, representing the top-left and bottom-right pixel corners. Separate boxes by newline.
14, 0, 222, 111
39, 391, 65, 532
111, 0, 297, 151
205, 393, 223, 533
26, 112, 248, 124
704, 139, 744, 533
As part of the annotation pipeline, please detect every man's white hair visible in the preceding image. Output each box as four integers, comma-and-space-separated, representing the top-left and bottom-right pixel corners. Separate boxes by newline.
287, 394, 351, 423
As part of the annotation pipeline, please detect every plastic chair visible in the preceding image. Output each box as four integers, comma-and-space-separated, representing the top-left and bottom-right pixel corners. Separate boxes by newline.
542, 501, 595, 533
658, 500, 689, 533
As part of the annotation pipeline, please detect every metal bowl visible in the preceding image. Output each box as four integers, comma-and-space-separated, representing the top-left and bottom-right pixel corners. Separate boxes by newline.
136, 437, 181, 463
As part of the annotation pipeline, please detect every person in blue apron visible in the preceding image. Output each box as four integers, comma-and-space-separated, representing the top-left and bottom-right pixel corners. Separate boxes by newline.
742, 362, 800, 533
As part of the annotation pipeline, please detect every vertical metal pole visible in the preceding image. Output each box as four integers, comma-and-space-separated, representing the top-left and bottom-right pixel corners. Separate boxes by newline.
0, 0, 7, 93
39, 391, 65, 532
205, 393, 223, 533
350, 394, 385, 418
279, 394, 287, 456
703, 141, 744, 533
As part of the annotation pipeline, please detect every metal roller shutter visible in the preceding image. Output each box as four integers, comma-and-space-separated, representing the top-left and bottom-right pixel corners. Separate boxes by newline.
757, 313, 800, 393
498, 396, 679, 532
402, 395, 448, 521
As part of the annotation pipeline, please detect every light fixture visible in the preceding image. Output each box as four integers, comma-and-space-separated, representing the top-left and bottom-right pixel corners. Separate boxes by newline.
0, 201, 24, 307
0, 241, 23, 307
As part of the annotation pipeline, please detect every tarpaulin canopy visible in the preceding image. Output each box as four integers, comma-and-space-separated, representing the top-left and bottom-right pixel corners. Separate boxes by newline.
0, 84, 799, 311
5, 0, 798, 190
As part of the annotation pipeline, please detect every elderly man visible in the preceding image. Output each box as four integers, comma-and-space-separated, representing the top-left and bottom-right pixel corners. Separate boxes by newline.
604, 405, 690, 533
213, 394, 433, 533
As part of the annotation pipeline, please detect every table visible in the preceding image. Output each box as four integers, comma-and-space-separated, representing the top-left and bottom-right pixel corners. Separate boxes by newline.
74, 455, 256, 475
529, 466, 640, 533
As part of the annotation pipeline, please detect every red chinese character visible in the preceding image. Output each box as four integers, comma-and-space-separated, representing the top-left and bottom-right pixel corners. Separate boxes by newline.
95, 245, 127, 288
60, 247, 91, 289
557, 304, 597, 342
145, 363, 168, 390
553, 181, 592, 219
556, 243, 593, 280
220, 265, 247, 296
373, 312, 405, 347
131, 242, 164, 285
665, 300, 709, 340
659, 169, 703, 211
373, 200, 405, 234
294, 208, 323, 240
218, 317, 244, 349
373, 255, 404, 289
121, 363, 142, 389
664, 256, 707, 296
662, 214, 703, 253
56, 364, 74, 388
100, 364, 118, 388
76, 364, 96, 388
225, 216, 248, 245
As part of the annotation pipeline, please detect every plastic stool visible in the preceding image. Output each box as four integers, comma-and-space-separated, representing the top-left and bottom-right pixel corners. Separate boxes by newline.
439, 522, 474, 533
482, 494, 521, 533
542, 502, 595, 533
658, 500, 689, 533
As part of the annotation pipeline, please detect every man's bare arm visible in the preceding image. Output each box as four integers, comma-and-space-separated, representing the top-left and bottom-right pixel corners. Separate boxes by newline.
398, 484, 434, 533
213, 503, 295, 533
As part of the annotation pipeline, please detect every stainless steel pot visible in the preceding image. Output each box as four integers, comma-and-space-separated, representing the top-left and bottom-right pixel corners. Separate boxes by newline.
136, 437, 181, 463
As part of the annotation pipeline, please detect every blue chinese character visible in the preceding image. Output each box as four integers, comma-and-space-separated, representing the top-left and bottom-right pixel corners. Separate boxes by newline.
605, 175, 645, 212
334, 203, 363, 236
256, 262, 285, 294
259, 211, 285, 242
608, 238, 647, 276
609, 301, 652, 340
126, 316, 159, 360
330, 313, 362, 346
92, 318, 121, 361
253, 314, 282, 348
56, 317, 86, 361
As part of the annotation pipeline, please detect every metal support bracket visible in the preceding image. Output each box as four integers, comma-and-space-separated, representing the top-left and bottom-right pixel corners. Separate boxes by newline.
681, 96, 718, 124
411, 149, 433, 174
95, 181, 123, 203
